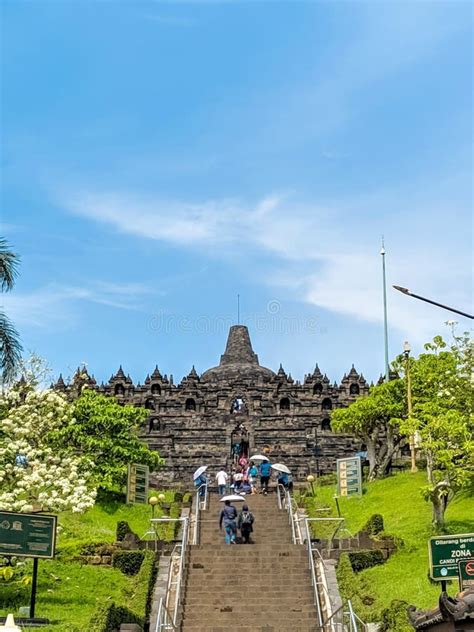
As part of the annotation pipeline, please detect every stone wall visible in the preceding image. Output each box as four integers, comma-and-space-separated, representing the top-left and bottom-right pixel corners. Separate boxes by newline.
313, 530, 398, 561
54, 326, 371, 485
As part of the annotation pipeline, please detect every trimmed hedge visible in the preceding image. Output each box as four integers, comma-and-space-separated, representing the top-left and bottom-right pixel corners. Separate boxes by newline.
88, 603, 143, 632
126, 550, 157, 620
348, 550, 385, 572
89, 551, 156, 632
363, 513, 384, 536
80, 542, 116, 556
336, 553, 374, 623
112, 551, 145, 576
379, 599, 412, 632
116, 520, 133, 542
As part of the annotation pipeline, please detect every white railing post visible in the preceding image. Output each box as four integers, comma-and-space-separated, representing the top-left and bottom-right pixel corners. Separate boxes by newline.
147, 517, 190, 632
276, 483, 283, 509
347, 600, 359, 632
304, 517, 324, 628
193, 481, 208, 545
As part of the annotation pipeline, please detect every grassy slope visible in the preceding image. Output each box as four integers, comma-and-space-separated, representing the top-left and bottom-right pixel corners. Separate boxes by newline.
57, 490, 179, 549
0, 492, 180, 631
32, 561, 130, 632
306, 472, 474, 613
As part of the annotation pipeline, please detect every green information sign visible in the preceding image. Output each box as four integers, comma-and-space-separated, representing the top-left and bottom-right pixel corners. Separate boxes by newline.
337, 456, 362, 497
458, 559, 474, 590
127, 463, 149, 504
0, 512, 57, 559
428, 533, 474, 581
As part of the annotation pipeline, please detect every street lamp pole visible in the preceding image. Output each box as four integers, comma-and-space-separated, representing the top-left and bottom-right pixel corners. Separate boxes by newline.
393, 286, 473, 320
381, 242, 390, 381
403, 341, 417, 473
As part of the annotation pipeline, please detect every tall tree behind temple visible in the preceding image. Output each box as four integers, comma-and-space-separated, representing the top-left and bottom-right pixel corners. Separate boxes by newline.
0, 238, 22, 385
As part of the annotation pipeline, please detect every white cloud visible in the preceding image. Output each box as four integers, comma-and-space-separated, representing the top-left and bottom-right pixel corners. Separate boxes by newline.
57, 182, 472, 344
2, 281, 154, 329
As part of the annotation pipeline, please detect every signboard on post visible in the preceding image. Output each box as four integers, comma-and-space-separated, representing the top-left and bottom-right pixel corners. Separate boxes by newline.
337, 456, 362, 497
458, 559, 474, 590
0, 512, 57, 559
428, 533, 474, 581
127, 463, 149, 504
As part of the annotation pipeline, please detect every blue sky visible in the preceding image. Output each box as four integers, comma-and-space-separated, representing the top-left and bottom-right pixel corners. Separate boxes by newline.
1, 0, 472, 386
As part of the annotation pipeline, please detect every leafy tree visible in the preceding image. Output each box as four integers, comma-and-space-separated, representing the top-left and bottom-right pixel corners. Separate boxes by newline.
332, 379, 406, 480
399, 332, 473, 529
333, 327, 473, 528
0, 386, 96, 513
60, 388, 162, 491
0, 238, 22, 385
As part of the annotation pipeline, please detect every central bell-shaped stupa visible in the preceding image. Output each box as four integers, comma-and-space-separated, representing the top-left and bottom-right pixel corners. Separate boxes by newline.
201, 325, 275, 382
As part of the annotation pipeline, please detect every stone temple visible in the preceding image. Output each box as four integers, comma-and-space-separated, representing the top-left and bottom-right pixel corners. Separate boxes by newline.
54, 325, 369, 484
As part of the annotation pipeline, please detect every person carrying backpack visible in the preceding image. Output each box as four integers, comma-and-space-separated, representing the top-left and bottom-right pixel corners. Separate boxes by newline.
219, 500, 238, 544
237, 504, 254, 544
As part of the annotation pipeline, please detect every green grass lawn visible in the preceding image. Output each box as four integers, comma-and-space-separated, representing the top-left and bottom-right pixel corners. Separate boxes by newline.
57, 489, 181, 551
0, 491, 183, 631
304, 471, 474, 617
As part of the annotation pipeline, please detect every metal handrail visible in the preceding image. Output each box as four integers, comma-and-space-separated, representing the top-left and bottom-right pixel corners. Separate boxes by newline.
152, 516, 189, 632
304, 517, 325, 629
155, 597, 178, 632
192, 481, 209, 545
276, 482, 284, 510
305, 516, 346, 547
276, 484, 302, 545
323, 598, 367, 631
291, 496, 303, 545
155, 599, 178, 631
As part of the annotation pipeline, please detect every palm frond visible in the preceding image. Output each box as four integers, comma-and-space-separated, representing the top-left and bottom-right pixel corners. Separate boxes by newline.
0, 237, 20, 292
0, 310, 23, 384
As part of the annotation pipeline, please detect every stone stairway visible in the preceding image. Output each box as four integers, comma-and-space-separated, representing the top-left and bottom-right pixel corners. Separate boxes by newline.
180, 492, 320, 632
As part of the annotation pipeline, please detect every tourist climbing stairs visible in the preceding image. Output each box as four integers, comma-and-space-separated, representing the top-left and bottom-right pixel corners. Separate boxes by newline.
180, 491, 321, 631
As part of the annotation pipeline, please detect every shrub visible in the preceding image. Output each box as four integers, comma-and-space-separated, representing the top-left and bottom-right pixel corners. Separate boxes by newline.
89, 551, 156, 631
80, 542, 115, 556
336, 553, 356, 598
112, 551, 145, 576
348, 550, 385, 572
336, 553, 374, 622
363, 513, 384, 535
0, 581, 29, 608
318, 473, 337, 486
88, 602, 143, 632
126, 550, 157, 619
183, 491, 192, 503
116, 520, 132, 542
174, 491, 184, 502
373, 530, 404, 550
379, 599, 412, 632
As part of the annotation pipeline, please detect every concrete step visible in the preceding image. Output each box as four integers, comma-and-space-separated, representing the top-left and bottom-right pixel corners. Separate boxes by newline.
181, 627, 321, 632
183, 604, 316, 623
184, 595, 314, 605
185, 580, 313, 589
181, 493, 316, 631
187, 566, 310, 573
186, 568, 311, 575
191, 544, 303, 551
182, 614, 318, 623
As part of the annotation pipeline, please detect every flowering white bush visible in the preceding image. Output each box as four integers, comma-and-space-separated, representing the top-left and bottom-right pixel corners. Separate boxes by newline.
0, 388, 97, 513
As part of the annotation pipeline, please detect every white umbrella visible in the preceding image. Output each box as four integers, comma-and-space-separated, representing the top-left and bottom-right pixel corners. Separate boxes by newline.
219, 494, 246, 502
249, 454, 269, 462
193, 465, 208, 480
271, 463, 291, 474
